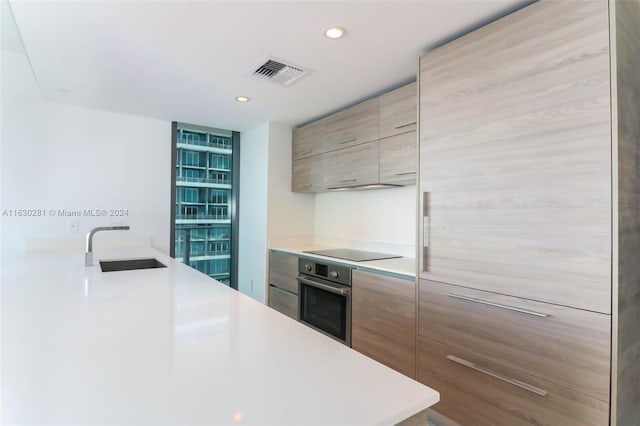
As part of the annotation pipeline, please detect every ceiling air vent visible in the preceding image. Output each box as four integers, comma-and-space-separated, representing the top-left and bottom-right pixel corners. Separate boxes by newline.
248, 56, 307, 86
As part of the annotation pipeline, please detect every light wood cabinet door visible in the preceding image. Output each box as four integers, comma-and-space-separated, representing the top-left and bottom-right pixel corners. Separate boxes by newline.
418, 336, 609, 426
268, 286, 298, 320
322, 141, 378, 189
324, 98, 379, 151
379, 131, 416, 185
380, 82, 417, 138
269, 251, 298, 293
352, 270, 416, 378
292, 156, 322, 193
292, 119, 326, 160
418, 0, 612, 313
419, 279, 610, 401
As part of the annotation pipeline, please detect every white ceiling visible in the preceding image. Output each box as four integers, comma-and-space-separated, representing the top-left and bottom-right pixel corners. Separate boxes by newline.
8, 0, 529, 132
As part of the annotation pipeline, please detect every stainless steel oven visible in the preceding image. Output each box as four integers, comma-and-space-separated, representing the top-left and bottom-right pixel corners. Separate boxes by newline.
297, 258, 352, 346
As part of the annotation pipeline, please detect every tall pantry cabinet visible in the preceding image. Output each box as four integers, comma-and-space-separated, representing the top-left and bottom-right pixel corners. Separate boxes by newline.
417, 1, 639, 425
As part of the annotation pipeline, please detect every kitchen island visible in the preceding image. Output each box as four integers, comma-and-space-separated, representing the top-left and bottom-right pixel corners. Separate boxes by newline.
1, 247, 438, 425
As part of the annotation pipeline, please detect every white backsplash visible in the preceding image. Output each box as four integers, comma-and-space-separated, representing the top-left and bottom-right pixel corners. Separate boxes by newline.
314, 186, 417, 258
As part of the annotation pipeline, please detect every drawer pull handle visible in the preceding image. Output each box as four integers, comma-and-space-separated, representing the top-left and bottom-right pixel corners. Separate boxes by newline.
394, 171, 416, 176
337, 138, 357, 145
446, 293, 549, 318
394, 120, 417, 129
339, 179, 358, 183
446, 355, 548, 397
298, 184, 312, 188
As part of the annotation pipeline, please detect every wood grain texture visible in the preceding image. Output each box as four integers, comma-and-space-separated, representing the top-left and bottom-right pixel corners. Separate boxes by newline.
418, 336, 609, 426
612, 0, 640, 423
268, 251, 299, 293
379, 131, 417, 185
292, 156, 321, 193
351, 270, 416, 378
292, 118, 327, 160
380, 82, 417, 138
324, 97, 379, 151
268, 286, 298, 320
322, 141, 379, 189
418, 0, 612, 313
418, 279, 610, 401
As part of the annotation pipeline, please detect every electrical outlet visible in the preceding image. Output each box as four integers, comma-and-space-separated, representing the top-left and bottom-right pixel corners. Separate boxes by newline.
67, 220, 79, 233
250, 280, 254, 291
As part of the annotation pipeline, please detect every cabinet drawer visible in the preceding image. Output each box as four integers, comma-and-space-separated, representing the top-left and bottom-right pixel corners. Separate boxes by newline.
324, 98, 379, 151
418, 336, 609, 426
269, 251, 298, 293
268, 286, 298, 320
419, 279, 610, 401
322, 141, 379, 189
379, 82, 417, 138
379, 131, 417, 185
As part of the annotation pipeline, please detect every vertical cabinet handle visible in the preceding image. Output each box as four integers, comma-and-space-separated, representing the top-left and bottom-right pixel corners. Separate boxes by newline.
421, 192, 430, 272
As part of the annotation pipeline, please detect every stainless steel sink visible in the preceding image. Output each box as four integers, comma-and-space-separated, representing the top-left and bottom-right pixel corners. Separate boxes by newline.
99, 258, 167, 272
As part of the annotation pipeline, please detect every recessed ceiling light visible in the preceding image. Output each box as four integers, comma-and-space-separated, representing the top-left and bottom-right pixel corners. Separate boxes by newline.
325, 26, 346, 39
235, 96, 250, 102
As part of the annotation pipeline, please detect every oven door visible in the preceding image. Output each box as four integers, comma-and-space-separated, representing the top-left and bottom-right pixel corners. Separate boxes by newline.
298, 275, 351, 346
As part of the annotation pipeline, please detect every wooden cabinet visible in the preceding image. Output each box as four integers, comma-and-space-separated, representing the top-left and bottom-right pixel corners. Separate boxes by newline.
419, 279, 610, 401
291, 82, 417, 192
418, 0, 612, 314
324, 98, 379, 151
292, 156, 322, 192
268, 251, 299, 319
380, 82, 417, 138
292, 118, 327, 160
322, 141, 378, 189
379, 131, 416, 185
351, 270, 416, 378
416, 0, 640, 424
418, 336, 609, 426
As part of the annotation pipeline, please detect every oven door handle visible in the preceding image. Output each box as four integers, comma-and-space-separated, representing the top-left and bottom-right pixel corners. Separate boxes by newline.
298, 277, 350, 296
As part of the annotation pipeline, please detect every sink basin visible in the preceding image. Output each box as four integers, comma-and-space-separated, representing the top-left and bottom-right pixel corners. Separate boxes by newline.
100, 258, 167, 272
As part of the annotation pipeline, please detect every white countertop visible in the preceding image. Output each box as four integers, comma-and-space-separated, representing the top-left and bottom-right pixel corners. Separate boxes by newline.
271, 247, 416, 279
1, 247, 437, 425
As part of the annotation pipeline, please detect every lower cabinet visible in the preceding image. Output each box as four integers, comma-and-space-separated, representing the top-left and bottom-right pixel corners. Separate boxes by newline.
268, 251, 299, 319
268, 286, 298, 320
418, 279, 611, 426
419, 336, 609, 426
351, 270, 416, 378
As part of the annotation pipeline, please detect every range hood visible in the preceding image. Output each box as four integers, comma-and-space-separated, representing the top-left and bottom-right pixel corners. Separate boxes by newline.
326, 183, 403, 191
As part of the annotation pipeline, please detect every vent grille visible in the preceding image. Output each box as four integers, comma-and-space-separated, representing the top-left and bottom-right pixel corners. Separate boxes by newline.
249, 56, 307, 86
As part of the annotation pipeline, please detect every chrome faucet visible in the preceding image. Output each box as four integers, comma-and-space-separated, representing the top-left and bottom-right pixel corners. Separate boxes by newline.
85, 226, 130, 266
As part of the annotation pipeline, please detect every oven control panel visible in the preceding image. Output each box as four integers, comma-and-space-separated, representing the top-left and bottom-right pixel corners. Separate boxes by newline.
299, 258, 351, 286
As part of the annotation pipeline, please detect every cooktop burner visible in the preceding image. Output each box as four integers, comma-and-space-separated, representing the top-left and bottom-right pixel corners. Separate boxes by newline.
303, 248, 401, 262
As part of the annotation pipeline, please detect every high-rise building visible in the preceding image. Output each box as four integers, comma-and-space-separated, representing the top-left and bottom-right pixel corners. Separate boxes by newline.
170, 123, 239, 287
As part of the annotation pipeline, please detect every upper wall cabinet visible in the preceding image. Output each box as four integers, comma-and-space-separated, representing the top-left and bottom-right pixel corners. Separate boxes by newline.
379, 82, 417, 138
292, 119, 326, 160
323, 98, 380, 151
292, 82, 417, 192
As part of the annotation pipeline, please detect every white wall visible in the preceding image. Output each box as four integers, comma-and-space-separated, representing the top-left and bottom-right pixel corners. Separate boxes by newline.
237, 122, 315, 303
266, 122, 315, 248
314, 186, 416, 257
237, 123, 269, 302
1, 50, 172, 257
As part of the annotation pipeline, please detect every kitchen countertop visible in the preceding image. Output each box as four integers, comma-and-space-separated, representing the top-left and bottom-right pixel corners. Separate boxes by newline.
1, 247, 437, 425
271, 247, 416, 279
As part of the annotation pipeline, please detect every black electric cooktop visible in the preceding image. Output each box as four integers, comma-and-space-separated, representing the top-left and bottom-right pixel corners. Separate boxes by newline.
303, 248, 401, 262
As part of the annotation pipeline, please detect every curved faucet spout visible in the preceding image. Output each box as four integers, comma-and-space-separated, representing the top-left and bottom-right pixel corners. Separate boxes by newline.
85, 226, 130, 266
